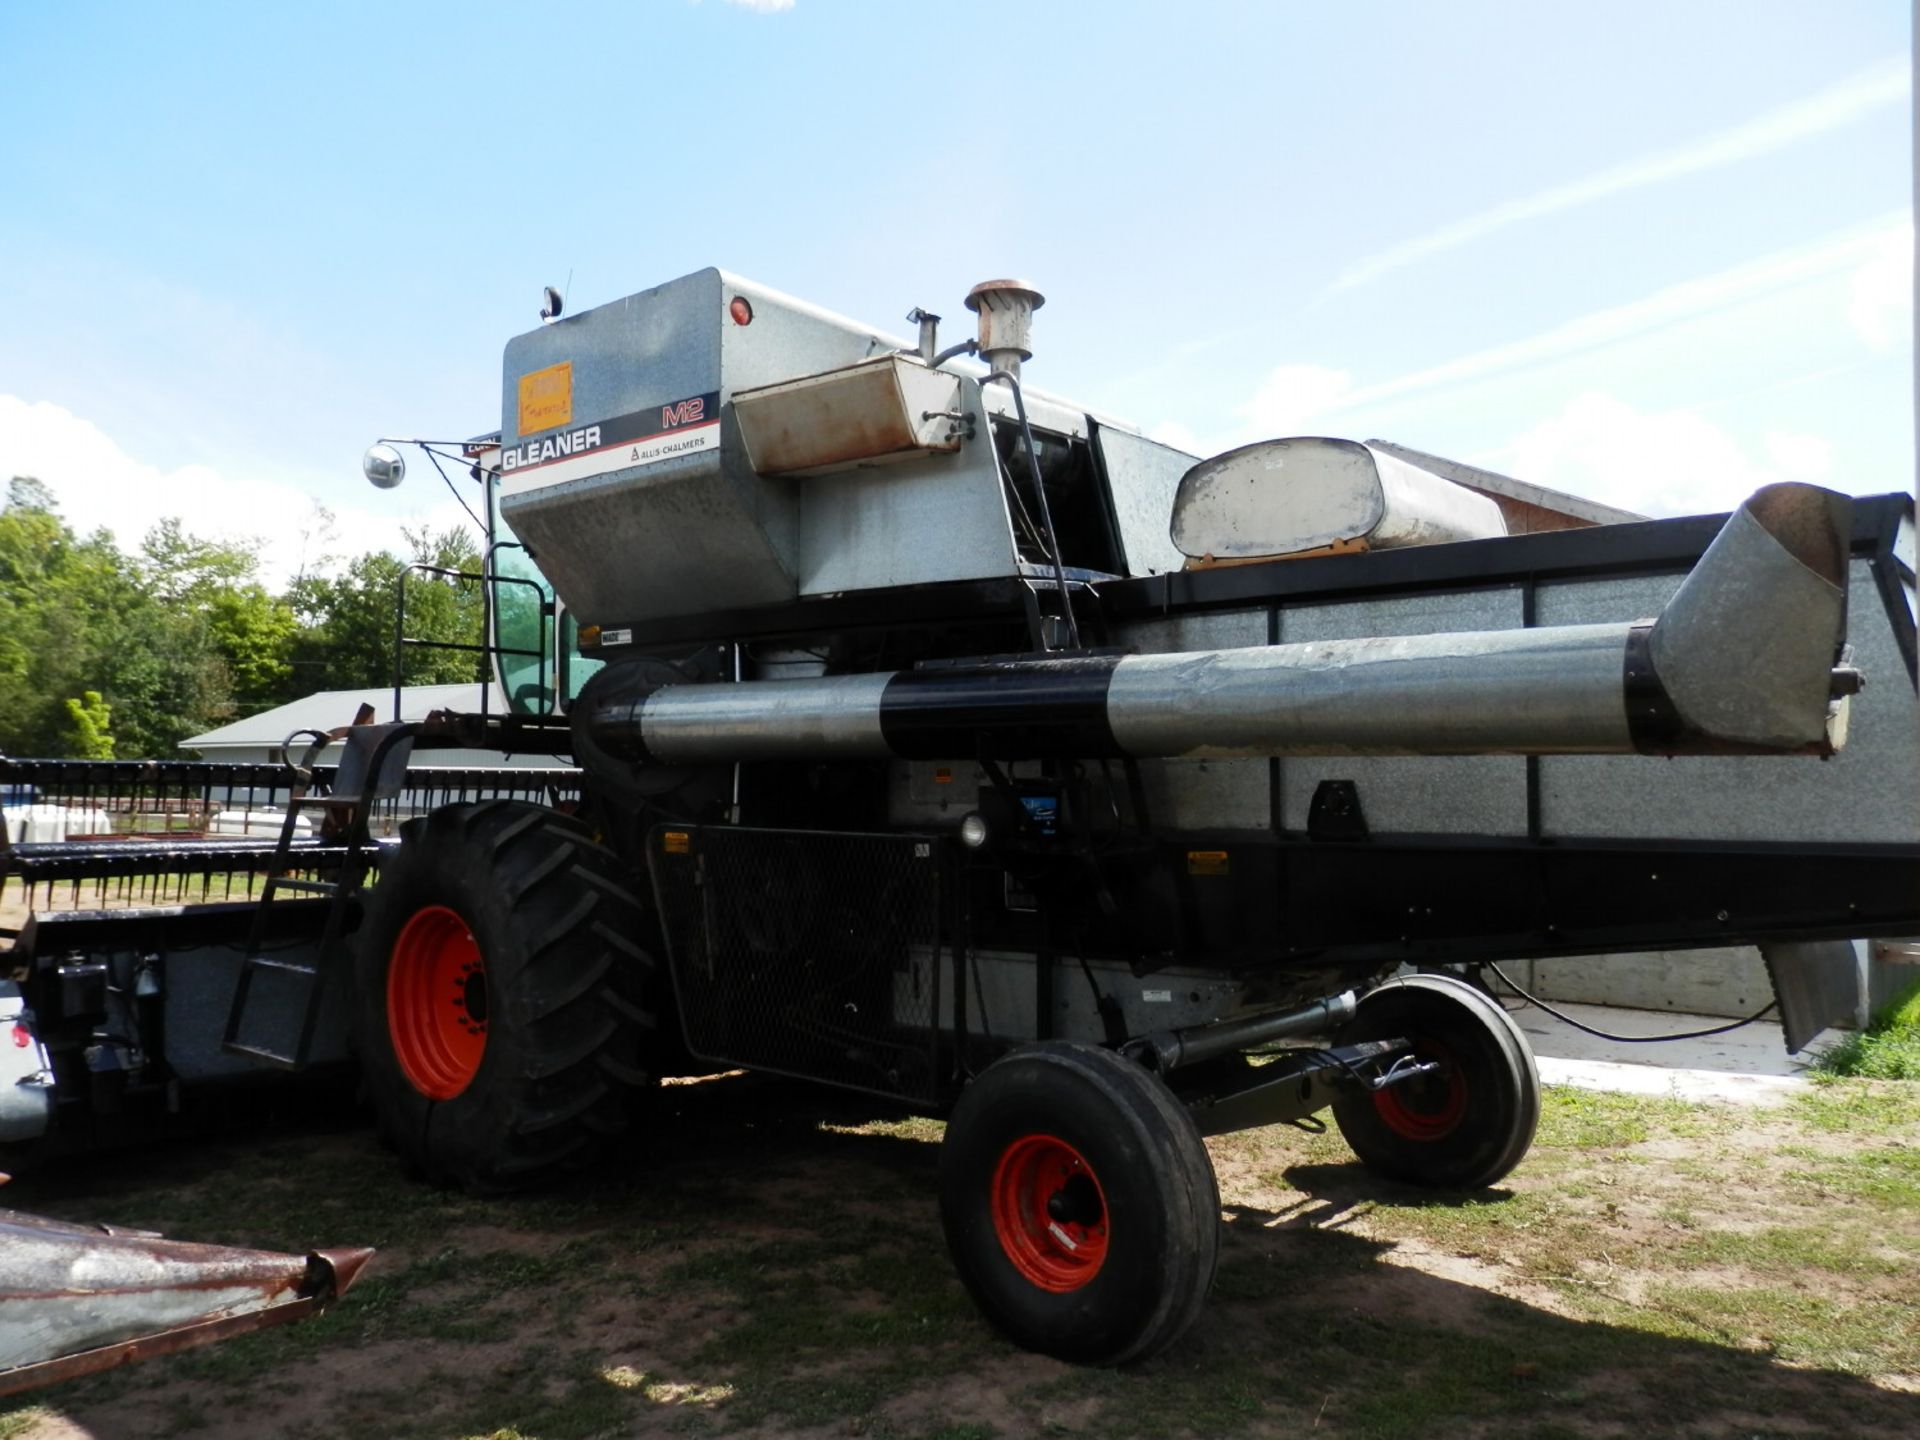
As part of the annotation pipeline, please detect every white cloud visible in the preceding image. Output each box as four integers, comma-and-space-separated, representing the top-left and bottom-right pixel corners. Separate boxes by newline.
721, 0, 795, 11
1237, 363, 1355, 436
1146, 419, 1204, 456
1846, 226, 1913, 350
1180, 219, 1904, 489
0, 396, 477, 590
1332, 55, 1910, 292
1761, 429, 1835, 483
1489, 391, 1833, 517
1350, 218, 1905, 412
1250, 218, 1908, 443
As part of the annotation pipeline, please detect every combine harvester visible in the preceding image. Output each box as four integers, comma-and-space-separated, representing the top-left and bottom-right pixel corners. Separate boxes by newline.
2, 269, 1915, 1366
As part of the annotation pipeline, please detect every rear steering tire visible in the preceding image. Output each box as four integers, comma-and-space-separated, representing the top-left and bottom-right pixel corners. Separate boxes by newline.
353, 801, 656, 1192
940, 1041, 1219, 1366
1330, 973, 1539, 1189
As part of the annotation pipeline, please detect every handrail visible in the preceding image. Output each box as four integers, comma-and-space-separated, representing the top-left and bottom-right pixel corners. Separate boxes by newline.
390, 563, 549, 723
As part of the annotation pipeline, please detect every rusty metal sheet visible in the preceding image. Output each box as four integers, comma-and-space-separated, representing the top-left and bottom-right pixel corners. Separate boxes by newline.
734, 355, 964, 477
0, 1207, 371, 1396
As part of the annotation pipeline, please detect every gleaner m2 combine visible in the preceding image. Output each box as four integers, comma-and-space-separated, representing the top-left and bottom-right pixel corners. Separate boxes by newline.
4, 270, 1917, 1364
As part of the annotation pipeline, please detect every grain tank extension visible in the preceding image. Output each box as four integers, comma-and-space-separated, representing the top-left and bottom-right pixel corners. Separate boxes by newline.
4, 267, 1915, 1370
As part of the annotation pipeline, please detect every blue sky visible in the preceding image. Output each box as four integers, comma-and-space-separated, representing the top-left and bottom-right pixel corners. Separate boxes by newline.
0, 1, 1910, 583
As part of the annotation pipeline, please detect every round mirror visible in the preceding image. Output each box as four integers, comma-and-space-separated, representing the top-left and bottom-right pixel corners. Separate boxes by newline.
362, 443, 406, 490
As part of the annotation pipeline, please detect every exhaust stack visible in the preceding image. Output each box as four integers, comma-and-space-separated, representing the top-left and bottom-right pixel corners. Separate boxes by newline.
965, 280, 1044, 381
579, 483, 1856, 765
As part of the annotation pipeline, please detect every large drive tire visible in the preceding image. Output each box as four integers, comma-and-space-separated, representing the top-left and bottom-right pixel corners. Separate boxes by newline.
940, 1041, 1219, 1366
353, 801, 656, 1192
1330, 973, 1539, 1189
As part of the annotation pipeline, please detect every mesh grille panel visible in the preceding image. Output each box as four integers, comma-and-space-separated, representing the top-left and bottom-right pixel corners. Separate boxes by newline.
649, 826, 950, 1103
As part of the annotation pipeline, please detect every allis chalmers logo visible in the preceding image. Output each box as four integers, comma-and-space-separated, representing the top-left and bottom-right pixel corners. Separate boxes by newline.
661, 397, 707, 427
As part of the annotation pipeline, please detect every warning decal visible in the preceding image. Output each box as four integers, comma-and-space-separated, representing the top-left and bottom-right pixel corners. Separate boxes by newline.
498, 392, 722, 497
517, 361, 573, 434
1186, 850, 1230, 877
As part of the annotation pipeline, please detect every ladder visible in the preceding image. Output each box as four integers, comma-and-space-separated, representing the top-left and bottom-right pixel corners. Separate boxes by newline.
221, 722, 415, 1069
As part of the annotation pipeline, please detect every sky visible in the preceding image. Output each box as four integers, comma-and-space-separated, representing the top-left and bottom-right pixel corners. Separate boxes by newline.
0, 1, 1911, 586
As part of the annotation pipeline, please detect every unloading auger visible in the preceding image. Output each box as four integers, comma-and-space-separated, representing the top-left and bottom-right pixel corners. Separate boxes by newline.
576, 480, 1857, 767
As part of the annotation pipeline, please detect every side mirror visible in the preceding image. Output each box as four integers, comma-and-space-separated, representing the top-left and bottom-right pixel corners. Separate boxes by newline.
362, 443, 406, 490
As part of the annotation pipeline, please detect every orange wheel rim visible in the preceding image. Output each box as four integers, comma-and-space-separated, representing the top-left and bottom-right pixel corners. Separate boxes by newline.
387, 905, 487, 1100
989, 1133, 1109, 1293
1373, 1039, 1467, 1141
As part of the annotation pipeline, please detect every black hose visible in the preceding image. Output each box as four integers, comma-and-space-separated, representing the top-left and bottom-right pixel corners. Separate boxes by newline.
931, 337, 979, 367
982, 369, 1082, 651
1487, 962, 1779, 1042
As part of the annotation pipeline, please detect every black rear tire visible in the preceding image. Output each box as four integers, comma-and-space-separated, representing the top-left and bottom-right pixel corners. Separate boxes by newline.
939, 1041, 1218, 1366
1330, 973, 1539, 1189
353, 801, 656, 1192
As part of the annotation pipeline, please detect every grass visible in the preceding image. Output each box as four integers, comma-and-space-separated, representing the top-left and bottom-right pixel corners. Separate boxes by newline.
0, 1412, 51, 1440
1643, 1285, 1920, 1376
1, 1078, 1917, 1439
1532, 1087, 1707, 1150
1815, 979, 1920, 1081
1795, 1072, 1920, 1132
1785, 1141, 1920, 1210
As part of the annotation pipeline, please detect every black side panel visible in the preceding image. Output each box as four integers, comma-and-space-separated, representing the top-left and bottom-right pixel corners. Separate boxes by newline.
1272, 837, 1920, 968
647, 826, 954, 1104
953, 832, 1918, 987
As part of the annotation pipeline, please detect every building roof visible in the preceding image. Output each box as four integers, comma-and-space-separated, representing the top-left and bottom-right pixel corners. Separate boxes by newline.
1370, 440, 1647, 527
182, 684, 514, 752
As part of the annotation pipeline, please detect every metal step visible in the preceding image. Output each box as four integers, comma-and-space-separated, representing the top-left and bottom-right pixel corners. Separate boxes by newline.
268, 878, 338, 896
220, 723, 417, 1074
245, 956, 319, 978
219, 1040, 304, 1071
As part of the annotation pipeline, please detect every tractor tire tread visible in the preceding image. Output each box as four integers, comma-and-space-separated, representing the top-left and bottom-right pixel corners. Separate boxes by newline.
1331, 972, 1540, 1190
353, 800, 656, 1193
941, 1040, 1218, 1367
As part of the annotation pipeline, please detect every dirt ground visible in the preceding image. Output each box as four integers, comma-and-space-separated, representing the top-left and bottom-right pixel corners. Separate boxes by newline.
2, 1073, 1916, 1440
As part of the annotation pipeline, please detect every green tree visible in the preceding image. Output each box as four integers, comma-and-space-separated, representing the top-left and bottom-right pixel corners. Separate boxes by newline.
60, 690, 114, 758
0, 480, 300, 758
206, 583, 298, 710
0, 474, 487, 760
139, 517, 257, 604
288, 525, 486, 691
0, 477, 142, 755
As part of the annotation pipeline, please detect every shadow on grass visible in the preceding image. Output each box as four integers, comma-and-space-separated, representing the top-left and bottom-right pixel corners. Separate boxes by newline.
4, 1074, 1916, 1439
1168, 1163, 1920, 1440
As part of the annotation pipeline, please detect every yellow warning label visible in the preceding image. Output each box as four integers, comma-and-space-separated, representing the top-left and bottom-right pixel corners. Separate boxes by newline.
518, 361, 573, 434
1186, 849, 1230, 877
662, 831, 691, 855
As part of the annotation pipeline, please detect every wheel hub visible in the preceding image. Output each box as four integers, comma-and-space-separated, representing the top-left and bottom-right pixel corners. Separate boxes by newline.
387, 904, 488, 1101
1372, 1039, 1466, 1141
990, 1134, 1110, 1293
1045, 1172, 1102, 1227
